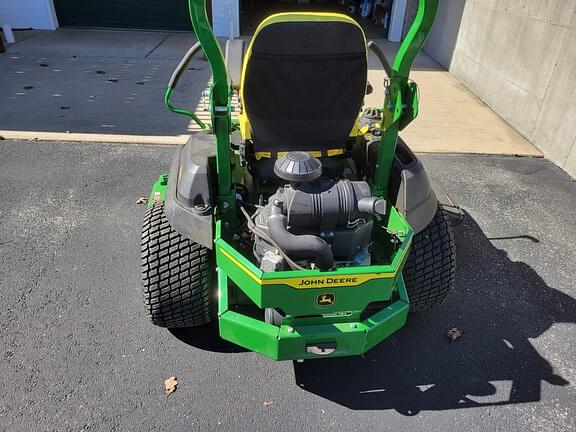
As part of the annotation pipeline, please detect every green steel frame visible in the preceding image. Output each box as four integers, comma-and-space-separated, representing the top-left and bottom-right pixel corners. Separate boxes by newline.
372, 0, 439, 197
187, 0, 236, 228
154, 0, 439, 360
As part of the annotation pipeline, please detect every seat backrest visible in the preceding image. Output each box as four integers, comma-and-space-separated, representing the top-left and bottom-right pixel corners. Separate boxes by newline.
240, 13, 368, 158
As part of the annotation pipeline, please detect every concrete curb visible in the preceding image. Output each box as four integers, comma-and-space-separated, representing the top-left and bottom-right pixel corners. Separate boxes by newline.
0, 129, 545, 157
0, 130, 189, 145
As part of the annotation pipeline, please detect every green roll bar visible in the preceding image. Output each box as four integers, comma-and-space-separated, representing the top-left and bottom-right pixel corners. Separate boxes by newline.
372, 0, 439, 197
173, 0, 438, 233
188, 0, 235, 229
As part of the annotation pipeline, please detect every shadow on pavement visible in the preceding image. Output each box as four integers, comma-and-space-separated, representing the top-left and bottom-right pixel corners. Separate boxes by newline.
293, 212, 575, 415
169, 323, 248, 354
166, 211, 575, 414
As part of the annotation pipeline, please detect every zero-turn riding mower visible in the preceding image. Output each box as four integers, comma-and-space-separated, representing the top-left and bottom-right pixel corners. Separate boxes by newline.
141, 0, 455, 360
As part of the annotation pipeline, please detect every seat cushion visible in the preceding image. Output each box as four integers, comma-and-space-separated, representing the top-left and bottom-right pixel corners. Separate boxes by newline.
241, 14, 368, 156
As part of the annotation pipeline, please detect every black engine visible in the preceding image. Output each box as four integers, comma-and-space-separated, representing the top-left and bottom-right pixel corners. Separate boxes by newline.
252, 152, 385, 271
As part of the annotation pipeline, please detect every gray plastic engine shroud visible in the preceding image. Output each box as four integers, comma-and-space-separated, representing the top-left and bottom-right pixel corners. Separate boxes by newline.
164, 133, 216, 249
164, 132, 447, 249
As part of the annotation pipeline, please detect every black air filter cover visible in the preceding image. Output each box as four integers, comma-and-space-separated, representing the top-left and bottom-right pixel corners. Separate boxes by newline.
274, 151, 322, 183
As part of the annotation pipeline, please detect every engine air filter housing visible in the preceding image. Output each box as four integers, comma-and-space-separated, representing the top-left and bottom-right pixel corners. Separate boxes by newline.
273, 151, 322, 183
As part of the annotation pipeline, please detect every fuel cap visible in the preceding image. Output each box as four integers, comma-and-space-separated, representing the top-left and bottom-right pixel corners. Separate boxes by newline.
273, 151, 322, 183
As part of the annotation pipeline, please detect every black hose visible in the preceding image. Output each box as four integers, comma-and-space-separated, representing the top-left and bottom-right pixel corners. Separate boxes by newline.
268, 203, 334, 270
367, 41, 392, 77
240, 206, 305, 271
168, 41, 203, 89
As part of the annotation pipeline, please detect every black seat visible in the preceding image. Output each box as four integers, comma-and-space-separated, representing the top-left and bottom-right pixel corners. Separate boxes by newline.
241, 14, 368, 159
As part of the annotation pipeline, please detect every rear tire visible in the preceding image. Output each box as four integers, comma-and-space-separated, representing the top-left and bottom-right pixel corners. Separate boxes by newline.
141, 203, 214, 327
403, 206, 456, 311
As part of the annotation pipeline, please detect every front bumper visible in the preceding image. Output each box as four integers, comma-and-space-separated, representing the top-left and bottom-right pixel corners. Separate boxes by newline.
218, 277, 409, 361
215, 205, 413, 361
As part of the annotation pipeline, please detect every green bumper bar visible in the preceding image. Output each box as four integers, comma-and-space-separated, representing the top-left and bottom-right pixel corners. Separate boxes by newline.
219, 277, 409, 361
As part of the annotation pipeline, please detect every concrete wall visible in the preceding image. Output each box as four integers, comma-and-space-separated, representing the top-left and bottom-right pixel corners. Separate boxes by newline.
422, 0, 576, 177
0, 0, 59, 30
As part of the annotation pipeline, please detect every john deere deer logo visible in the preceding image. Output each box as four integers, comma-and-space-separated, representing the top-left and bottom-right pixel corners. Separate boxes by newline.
317, 293, 335, 306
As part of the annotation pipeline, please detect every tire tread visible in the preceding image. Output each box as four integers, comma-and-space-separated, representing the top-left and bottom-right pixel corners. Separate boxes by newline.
403, 207, 456, 312
140, 203, 213, 327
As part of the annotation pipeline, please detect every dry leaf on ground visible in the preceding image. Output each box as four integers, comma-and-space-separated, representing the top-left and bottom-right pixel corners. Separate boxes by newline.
164, 376, 177, 396
446, 327, 464, 343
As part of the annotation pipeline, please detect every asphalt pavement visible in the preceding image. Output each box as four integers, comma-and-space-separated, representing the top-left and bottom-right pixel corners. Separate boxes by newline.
0, 140, 574, 431
1, 29, 209, 137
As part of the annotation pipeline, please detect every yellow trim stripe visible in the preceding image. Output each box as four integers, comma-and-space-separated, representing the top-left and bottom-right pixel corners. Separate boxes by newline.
326, 148, 345, 157
219, 247, 262, 285
238, 112, 251, 140
254, 151, 272, 160
254, 148, 345, 160
264, 272, 395, 289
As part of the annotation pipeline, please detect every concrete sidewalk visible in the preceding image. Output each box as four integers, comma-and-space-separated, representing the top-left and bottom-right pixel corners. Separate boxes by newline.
0, 29, 541, 156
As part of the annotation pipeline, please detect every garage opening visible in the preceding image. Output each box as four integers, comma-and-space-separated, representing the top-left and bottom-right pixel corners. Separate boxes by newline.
240, 0, 402, 39
53, 0, 211, 31
51, 0, 406, 41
